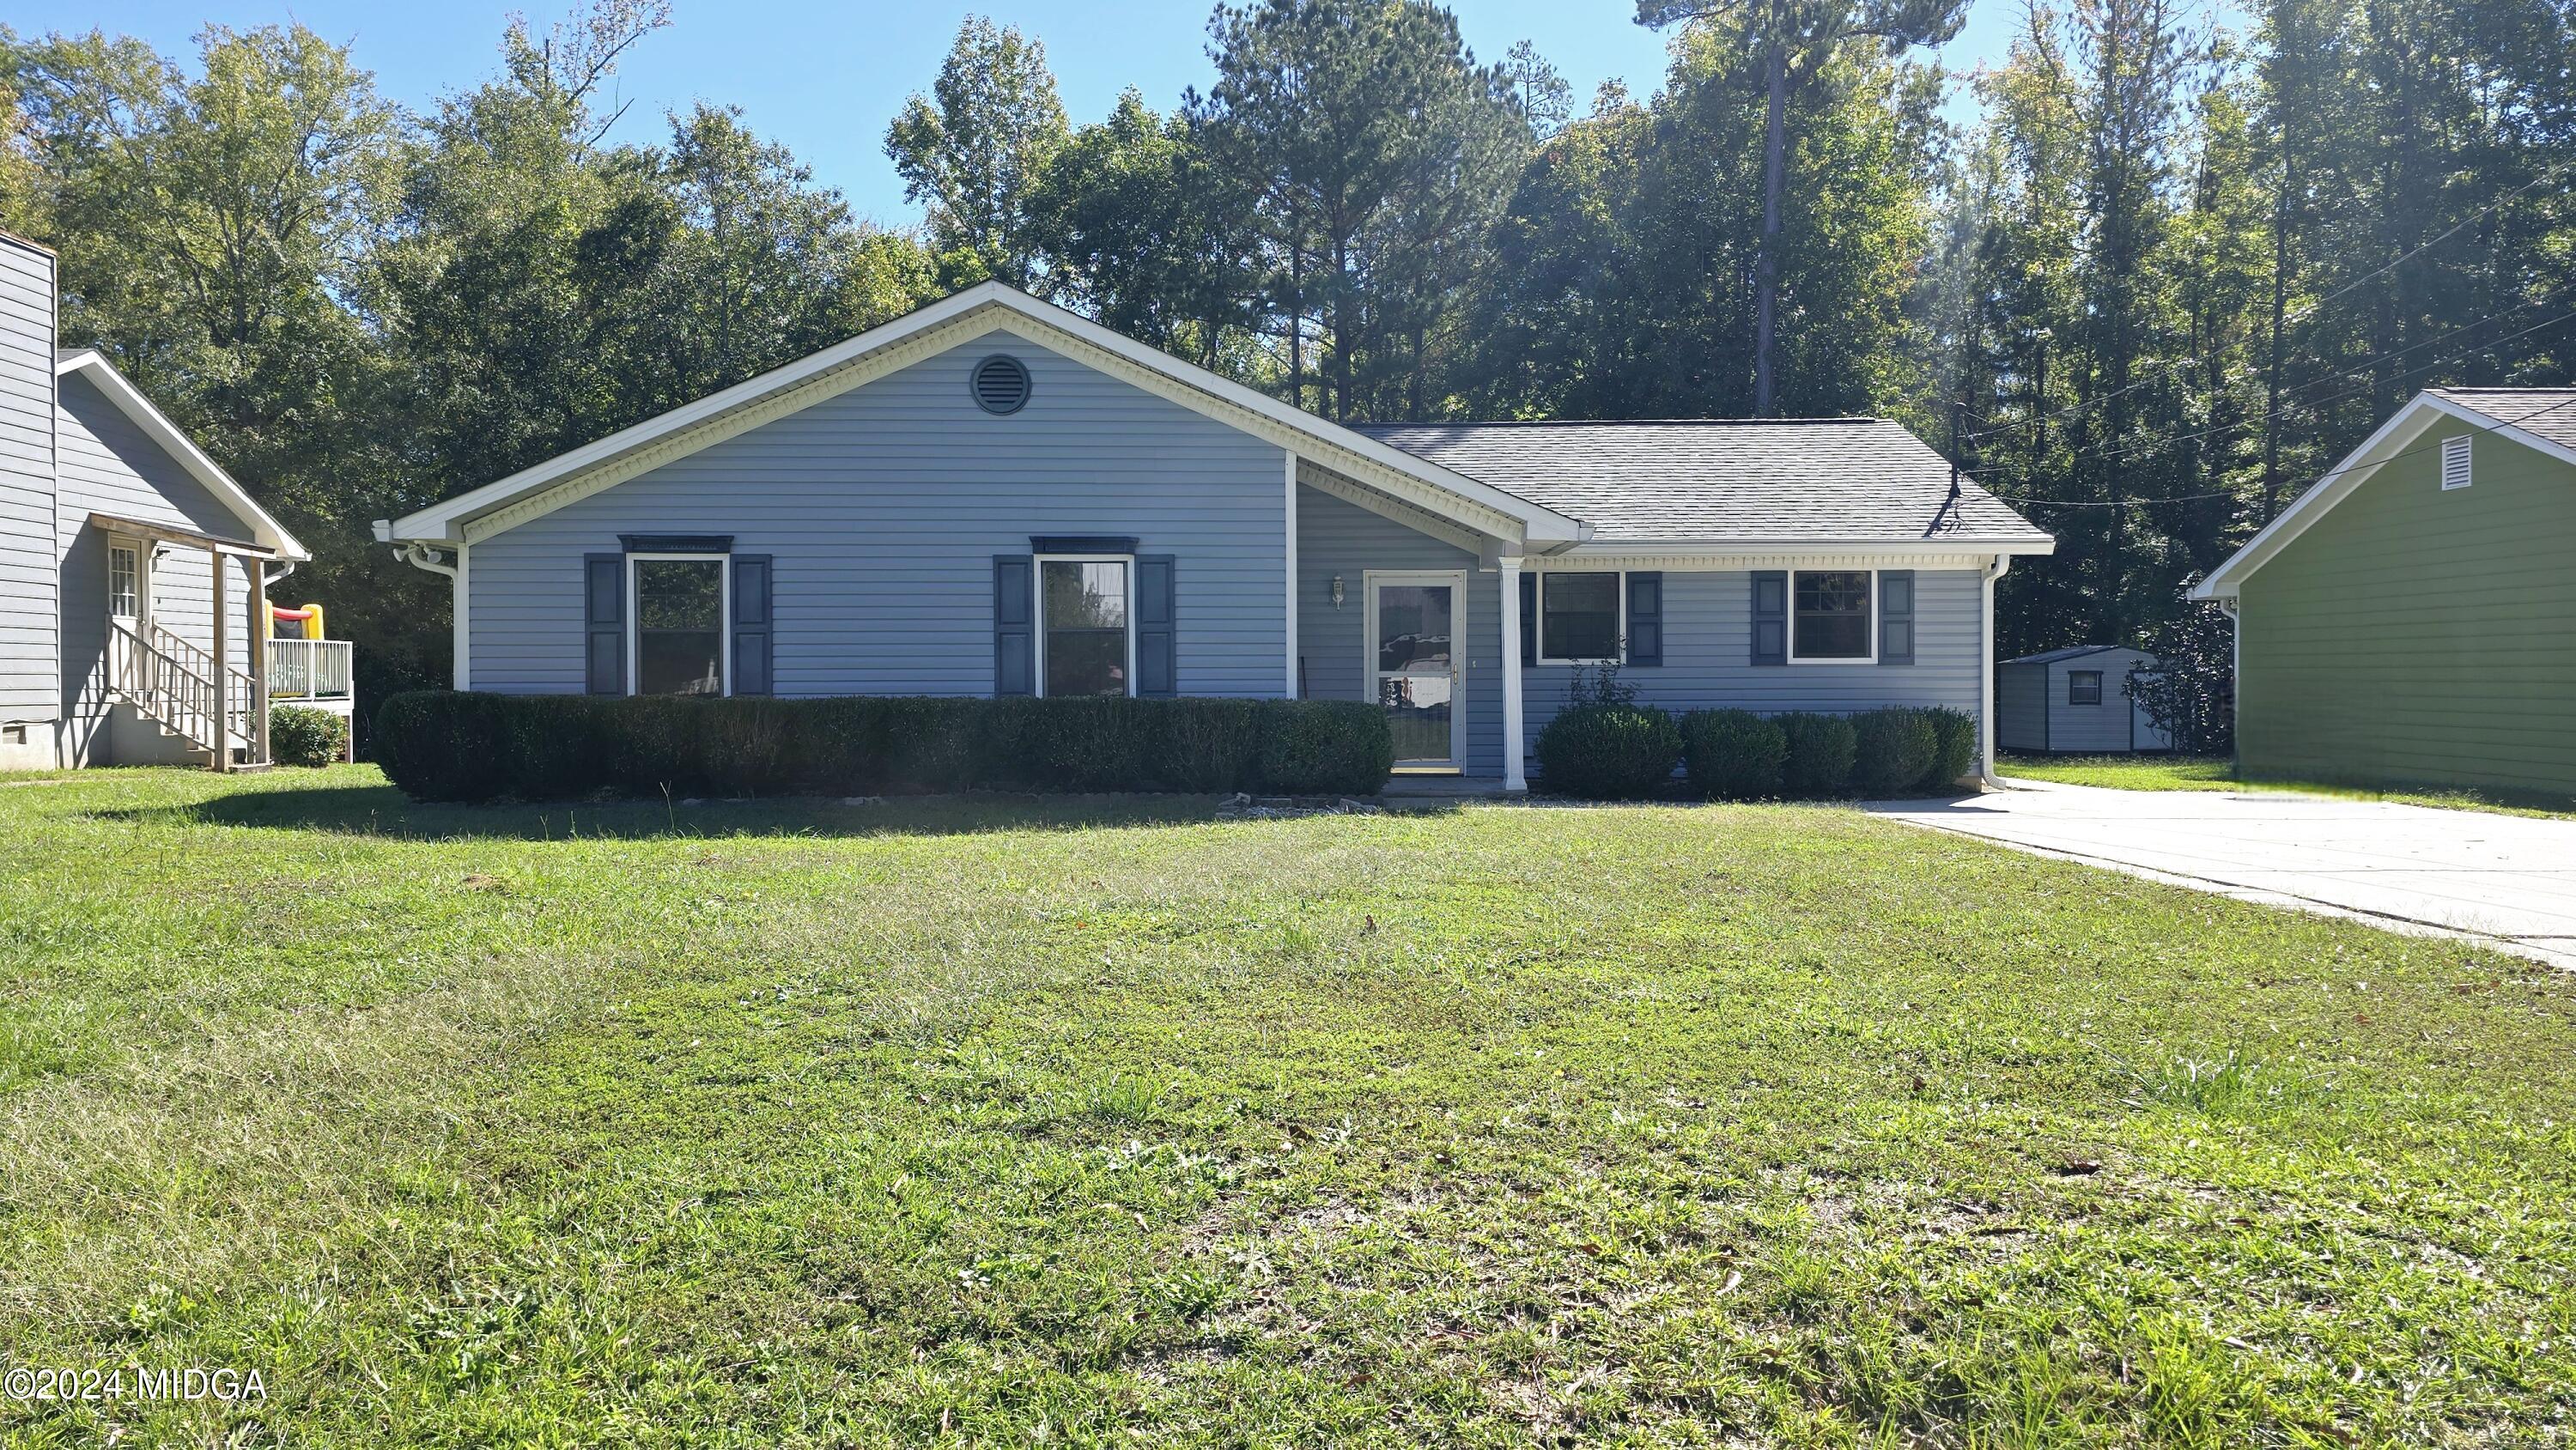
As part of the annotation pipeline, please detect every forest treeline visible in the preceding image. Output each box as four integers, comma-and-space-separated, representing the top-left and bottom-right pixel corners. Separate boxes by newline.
3, 0, 2568, 692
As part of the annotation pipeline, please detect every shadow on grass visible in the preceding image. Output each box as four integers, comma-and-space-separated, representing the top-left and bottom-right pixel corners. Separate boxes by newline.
92, 781, 1464, 841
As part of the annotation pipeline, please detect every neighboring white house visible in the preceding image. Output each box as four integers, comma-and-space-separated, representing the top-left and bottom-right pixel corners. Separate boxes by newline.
375, 282, 2057, 786
0, 229, 353, 771
1997, 645, 2172, 755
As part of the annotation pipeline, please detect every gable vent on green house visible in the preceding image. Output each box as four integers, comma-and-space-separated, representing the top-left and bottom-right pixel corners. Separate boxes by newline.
2441, 434, 2472, 489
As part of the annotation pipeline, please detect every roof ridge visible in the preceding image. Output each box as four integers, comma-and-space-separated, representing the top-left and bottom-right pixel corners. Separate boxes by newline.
1357, 416, 1886, 428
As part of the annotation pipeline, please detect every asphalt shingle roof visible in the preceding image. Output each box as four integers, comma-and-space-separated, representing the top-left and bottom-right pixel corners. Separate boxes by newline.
1352, 418, 2050, 545
2427, 387, 2576, 452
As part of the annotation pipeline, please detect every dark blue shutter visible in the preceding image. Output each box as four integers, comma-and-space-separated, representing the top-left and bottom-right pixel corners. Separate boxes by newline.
1751, 571, 1787, 666
732, 555, 773, 695
1519, 571, 1536, 666
1137, 555, 1176, 697
1879, 569, 1913, 666
993, 555, 1033, 695
584, 553, 623, 695
1625, 572, 1662, 665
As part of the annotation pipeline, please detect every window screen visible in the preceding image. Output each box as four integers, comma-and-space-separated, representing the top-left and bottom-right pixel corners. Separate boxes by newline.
1540, 573, 1619, 660
1041, 559, 1130, 696
1792, 571, 1872, 660
635, 558, 725, 695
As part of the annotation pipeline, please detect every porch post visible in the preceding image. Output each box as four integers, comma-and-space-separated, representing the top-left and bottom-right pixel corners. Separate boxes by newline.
250, 557, 270, 766
1498, 555, 1525, 792
1979, 553, 2011, 785
1283, 449, 1299, 698
209, 543, 230, 773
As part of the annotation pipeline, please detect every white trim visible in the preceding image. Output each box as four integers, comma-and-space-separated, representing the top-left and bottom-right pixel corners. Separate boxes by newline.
1786, 567, 1878, 665
1363, 568, 1468, 771
1979, 555, 2010, 782
1297, 462, 1498, 554
1283, 449, 1299, 698
1498, 558, 1526, 792
378, 283, 1586, 549
626, 552, 732, 697
1534, 568, 1625, 666
106, 537, 142, 623
55, 350, 308, 560
1540, 540, 2053, 564
2194, 391, 2576, 599
1032, 553, 1138, 699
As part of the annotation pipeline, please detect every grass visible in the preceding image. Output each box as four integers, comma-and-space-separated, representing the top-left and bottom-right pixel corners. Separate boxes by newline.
2000, 752, 2576, 820
3, 765, 2573, 1447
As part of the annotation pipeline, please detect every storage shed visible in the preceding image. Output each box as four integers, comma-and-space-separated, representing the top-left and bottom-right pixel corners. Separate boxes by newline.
1997, 646, 2172, 754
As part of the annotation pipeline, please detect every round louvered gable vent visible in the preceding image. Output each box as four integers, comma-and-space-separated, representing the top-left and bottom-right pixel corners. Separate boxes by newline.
971, 355, 1030, 415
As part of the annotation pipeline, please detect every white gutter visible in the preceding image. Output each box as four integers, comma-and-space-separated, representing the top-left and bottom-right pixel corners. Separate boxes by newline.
1979, 553, 2012, 787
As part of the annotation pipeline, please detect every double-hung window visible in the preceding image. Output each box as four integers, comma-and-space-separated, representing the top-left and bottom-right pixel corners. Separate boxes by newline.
630, 555, 728, 696
1539, 572, 1622, 663
2069, 670, 2103, 706
1036, 555, 1132, 697
1789, 570, 1873, 663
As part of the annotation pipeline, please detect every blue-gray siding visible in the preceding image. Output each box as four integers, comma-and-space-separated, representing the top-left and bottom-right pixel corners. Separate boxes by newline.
1294, 484, 1505, 774
56, 373, 258, 727
1998, 648, 2169, 753
0, 240, 56, 723
467, 333, 1289, 697
1520, 567, 1986, 775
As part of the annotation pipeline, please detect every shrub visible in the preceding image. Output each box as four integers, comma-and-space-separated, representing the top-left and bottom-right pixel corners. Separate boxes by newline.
1776, 713, 1858, 797
267, 705, 349, 768
1680, 708, 1787, 800
372, 692, 1393, 803
1534, 702, 1683, 799
1920, 706, 1978, 790
1850, 707, 1939, 796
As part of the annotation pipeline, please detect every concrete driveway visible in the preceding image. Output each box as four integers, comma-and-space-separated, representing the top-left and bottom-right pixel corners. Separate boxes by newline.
1864, 778, 2576, 968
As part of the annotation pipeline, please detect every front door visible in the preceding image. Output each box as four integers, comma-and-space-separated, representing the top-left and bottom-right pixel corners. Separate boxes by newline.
1367, 572, 1465, 771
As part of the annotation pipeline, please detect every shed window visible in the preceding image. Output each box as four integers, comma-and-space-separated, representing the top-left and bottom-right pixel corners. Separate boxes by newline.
2440, 434, 2472, 489
1790, 571, 1873, 662
1540, 573, 1621, 662
1037, 556, 1131, 697
2069, 670, 2103, 706
632, 556, 726, 696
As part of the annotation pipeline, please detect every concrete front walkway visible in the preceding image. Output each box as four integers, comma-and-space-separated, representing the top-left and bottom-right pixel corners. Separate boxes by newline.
1864, 778, 2576, 968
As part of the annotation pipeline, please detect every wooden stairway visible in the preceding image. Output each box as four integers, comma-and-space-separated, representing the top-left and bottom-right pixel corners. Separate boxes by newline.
106, 619, 267, 768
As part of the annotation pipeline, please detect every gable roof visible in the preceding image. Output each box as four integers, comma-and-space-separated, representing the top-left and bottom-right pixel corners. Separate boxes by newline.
1356, 418, 2052, 549
55, 349, 307, 561
2194, 386, 2576, 600
2003, 644, 2141, 666
377, 282, 1588, 549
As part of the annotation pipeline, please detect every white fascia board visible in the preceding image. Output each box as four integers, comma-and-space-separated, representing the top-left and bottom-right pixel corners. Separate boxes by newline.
55, 350, 309, 560
1543, 537, 2057, 568
385, 282, 1587, 547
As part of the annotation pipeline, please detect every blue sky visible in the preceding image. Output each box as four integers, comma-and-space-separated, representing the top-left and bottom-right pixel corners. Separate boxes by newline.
32, 1, 2234, 228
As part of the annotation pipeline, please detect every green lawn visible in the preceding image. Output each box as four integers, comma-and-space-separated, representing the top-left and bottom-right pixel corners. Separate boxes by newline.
1999, 752, 2576, 821
4, 766, 2573, 1447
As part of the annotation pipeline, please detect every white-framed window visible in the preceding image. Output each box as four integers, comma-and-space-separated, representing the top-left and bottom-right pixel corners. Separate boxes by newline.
107, 541, 141, 620
1789, 569, 1874, 664
1538, 570, 1624, 664
2440, 434, 2472, 489
2069, 669, 2103, 706
1035, 554, 1133, 697
628, 553, 729, 696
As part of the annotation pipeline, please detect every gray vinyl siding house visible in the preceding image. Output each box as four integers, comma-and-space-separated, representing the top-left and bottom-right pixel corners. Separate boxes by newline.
0, 228, 313, 771
380, 284, 2054, 787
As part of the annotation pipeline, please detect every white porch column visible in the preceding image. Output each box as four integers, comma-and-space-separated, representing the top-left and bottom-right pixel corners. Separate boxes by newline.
1979, 553, 2011, 784
1498, 555, 1526, 792
453, 541, 471, 690
209, 543, 230, 773
1283, 449, 1299, 698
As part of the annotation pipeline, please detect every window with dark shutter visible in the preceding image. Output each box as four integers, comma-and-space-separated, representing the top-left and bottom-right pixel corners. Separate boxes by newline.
1625, 572, 1662, 665
1878, 569, 1913, 666
732, 555, 773, 695
1751, 571, 1786, 666
1519, 571, 1535, 667
1136, 555, 1176, 697
584, 553, 623, 695
993, 555, 1034, 695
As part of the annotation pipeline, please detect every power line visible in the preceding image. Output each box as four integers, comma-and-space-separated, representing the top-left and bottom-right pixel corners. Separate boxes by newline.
1961, 153, 2576, 446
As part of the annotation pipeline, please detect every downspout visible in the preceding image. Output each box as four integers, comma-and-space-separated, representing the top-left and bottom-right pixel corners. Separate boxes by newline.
2217, 596, 2240, 771
389, 542, 465, 690
1980, 553, 2013, 788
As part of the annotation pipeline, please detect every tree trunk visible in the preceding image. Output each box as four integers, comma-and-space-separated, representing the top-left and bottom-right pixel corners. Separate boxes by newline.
1755, 0, 1787, 415
2260, 163, 2293, 524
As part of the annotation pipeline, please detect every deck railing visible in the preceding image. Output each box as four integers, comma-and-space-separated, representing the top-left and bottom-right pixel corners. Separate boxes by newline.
267, 638, 354, 700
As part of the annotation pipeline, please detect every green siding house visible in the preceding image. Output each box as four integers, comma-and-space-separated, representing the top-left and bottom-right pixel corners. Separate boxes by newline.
2194, 387, 2576, 796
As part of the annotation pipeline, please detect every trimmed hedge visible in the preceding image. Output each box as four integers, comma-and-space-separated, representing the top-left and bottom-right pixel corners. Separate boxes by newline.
268, 705, 349, 768
1680, 708, 1786, 800
1850, 707, 1939, 796
1776, 713, 1859, 798
373, 692, 1394, 803
1923, 706, 1978, 790
1533, 702, 1683, 799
